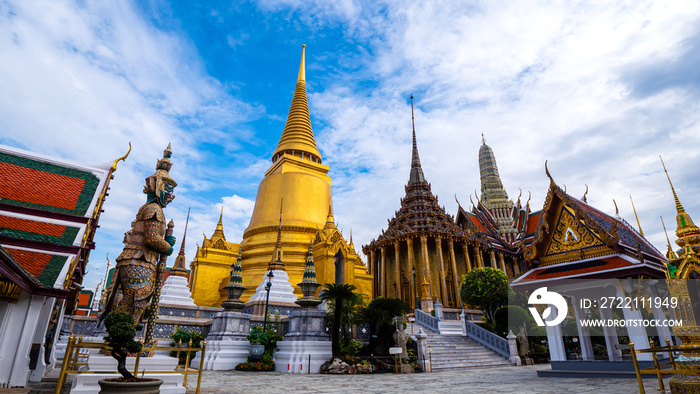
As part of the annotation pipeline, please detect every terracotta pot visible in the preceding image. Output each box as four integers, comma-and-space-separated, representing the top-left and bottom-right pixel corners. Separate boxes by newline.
98, 378, 163, 394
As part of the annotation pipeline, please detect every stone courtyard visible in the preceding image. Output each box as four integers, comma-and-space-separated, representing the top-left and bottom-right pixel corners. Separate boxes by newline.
13, 365, 669, 394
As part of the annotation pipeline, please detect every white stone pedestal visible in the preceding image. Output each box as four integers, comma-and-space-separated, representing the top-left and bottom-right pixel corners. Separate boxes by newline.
160, 275, 195, 306
191, 311, 251, 370
274, 309, 331, 373
275, 340, 331, 374
70, 355, 185, 394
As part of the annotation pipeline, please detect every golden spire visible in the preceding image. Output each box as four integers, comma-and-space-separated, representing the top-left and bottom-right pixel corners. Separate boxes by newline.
323, 203, 335, 231
629, 196, 644, 237
409, 94, 426, 186
171, 208, 190, 277
272, 44, 322, 163
212, 206, 226, 241
661, 216, 677, 260
660, 156, 700, 244
268, 199, 285, 271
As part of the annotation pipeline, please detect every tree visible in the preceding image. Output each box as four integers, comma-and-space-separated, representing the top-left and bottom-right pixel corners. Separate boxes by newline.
103, 312, 143, 380
356, 297, 410, 355
460, 267, 511, 329
320, 283, 357, 357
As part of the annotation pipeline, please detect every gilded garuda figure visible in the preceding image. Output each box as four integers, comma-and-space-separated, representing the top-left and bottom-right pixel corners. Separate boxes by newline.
101, 144, 177, 326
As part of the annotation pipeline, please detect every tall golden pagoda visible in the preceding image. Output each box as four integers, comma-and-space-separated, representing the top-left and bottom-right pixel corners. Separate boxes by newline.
238, 45, 372, 301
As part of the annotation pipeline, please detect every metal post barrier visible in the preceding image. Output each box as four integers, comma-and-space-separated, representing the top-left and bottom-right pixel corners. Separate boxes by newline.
422, 354, 426, 373
629, 343, 645, 394
175, 339, 182, 365
308, 354, 311, 374
133, 340, 143, 377
666, 338, 676, 370
649, 340, 665, 393
183, 339, 193, 386
370, 354, 374, 375
55, 335, 75, 394
195, 340, 206, 394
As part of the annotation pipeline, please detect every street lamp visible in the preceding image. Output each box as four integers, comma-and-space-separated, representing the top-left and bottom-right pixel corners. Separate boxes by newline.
263, 270, 274, 332
412, 265, 418, 311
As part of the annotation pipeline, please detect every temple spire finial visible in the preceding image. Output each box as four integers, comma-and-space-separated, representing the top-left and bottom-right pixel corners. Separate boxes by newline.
660, 156, 685, 213
408, 95, 426, 186
271, 44, 320, 163
212, 206, 226, 241
268, 198, 285, 271
171, 208, 190, 276
630, 196, 644, 237
298, 44, 306, 83
482, 133, 485, 145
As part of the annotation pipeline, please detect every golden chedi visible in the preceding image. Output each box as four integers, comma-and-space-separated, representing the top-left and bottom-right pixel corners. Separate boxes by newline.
240, 45, 372, 302
190, 45, 372, 306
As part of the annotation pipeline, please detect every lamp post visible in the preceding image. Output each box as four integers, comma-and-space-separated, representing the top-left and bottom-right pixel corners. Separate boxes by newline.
412, 265, 418, 311
263, 270, 274, 332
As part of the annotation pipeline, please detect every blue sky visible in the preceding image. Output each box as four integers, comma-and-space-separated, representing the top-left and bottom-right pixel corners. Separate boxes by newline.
2, 0, 700, 294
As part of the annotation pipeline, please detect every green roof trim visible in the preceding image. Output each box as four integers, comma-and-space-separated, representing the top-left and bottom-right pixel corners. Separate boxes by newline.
0, 225, 80, 246
0, 151, 101, 216
36, 255, 69, 287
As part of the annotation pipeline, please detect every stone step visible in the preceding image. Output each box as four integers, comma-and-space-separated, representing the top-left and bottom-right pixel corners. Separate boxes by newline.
418, 333, 511, 371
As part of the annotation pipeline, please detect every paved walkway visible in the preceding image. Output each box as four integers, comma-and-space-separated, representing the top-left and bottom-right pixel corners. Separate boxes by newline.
183, 365, 669, 394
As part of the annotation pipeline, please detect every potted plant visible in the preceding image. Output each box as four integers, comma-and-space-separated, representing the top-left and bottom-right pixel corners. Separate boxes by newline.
98, 312, 163, 394
247, 325, 267, 360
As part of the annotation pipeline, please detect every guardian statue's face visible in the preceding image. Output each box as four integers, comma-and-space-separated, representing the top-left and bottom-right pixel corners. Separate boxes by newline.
157, 181, 175, 207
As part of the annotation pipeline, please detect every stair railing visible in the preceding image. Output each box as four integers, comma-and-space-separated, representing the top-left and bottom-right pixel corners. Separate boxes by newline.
464, 320, 509, 358
414, 308, 440, 333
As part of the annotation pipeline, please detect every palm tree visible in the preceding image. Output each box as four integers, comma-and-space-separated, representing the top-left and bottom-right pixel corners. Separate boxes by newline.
320, 283, 357, 357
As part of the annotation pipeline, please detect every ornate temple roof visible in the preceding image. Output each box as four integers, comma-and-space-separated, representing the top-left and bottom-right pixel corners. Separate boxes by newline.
271, 45, 322, 164
365, 99, 470, 248
0, 144, 120, 299
512, 166, 667, 287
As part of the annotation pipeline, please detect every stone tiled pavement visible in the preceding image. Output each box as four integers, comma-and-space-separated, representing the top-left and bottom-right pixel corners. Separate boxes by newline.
17, 365, 671, 393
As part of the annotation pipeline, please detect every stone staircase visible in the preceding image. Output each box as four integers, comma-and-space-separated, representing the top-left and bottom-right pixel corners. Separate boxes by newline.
424, 333, 511, 371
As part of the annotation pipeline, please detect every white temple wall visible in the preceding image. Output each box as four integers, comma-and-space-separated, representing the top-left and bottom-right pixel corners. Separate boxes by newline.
0, 292, 46, 388
29, 297, 56, 381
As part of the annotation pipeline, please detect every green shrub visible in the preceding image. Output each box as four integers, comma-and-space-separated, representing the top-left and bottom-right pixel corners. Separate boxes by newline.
169, 328, 203, 365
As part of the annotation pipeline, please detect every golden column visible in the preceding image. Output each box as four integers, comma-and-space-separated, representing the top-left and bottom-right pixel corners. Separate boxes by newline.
478, 247, 485, 268
419, 235, 432, 307
394, 240, 402, 299
448, 239, 461, 307
461, 242, 472, 272
370, 249, 376, 295
380, 246, 386, 298
435, 237, 448, 306
407, 237, 416, 308
489, 249, 497, 268
499, 253, 506, 273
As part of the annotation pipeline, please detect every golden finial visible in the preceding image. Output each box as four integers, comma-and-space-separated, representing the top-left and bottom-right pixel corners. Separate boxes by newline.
660, 155, 685, 213
298, 44, 306, 83
613, 199, 619, 216
269, 198, 285, 271
630, 196, 644, 237
544, 160, 555, 186
481, 133, 485, 145
582, 184, 588, 203
111, 142, 131, 172
660, 216, 676, 259
455, 194, 461, 208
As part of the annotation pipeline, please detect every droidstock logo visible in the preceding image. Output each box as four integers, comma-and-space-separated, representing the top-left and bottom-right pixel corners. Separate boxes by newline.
528, 287, 568, 327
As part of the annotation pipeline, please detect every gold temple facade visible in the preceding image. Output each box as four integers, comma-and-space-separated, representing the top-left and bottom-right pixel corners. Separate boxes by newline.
189, 46, 372, 306
189, 211, 241, 306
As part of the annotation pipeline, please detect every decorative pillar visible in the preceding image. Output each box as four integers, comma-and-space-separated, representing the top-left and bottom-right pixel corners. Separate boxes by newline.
476, 247, 485, 268
407, 238, 415, 308
419, 235, 433, 311
489, 249, 497, 268
618, 287, 652, 361
380, 246, 386, 298
499, 253, 506, 274
600, 306, 622, 361
571, 296, 594, 361
394, 241, 402, 299
448, 240, 461, 307
461, 243, 472, 272
435, 237, 448, 308
370, 250, 376, 297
